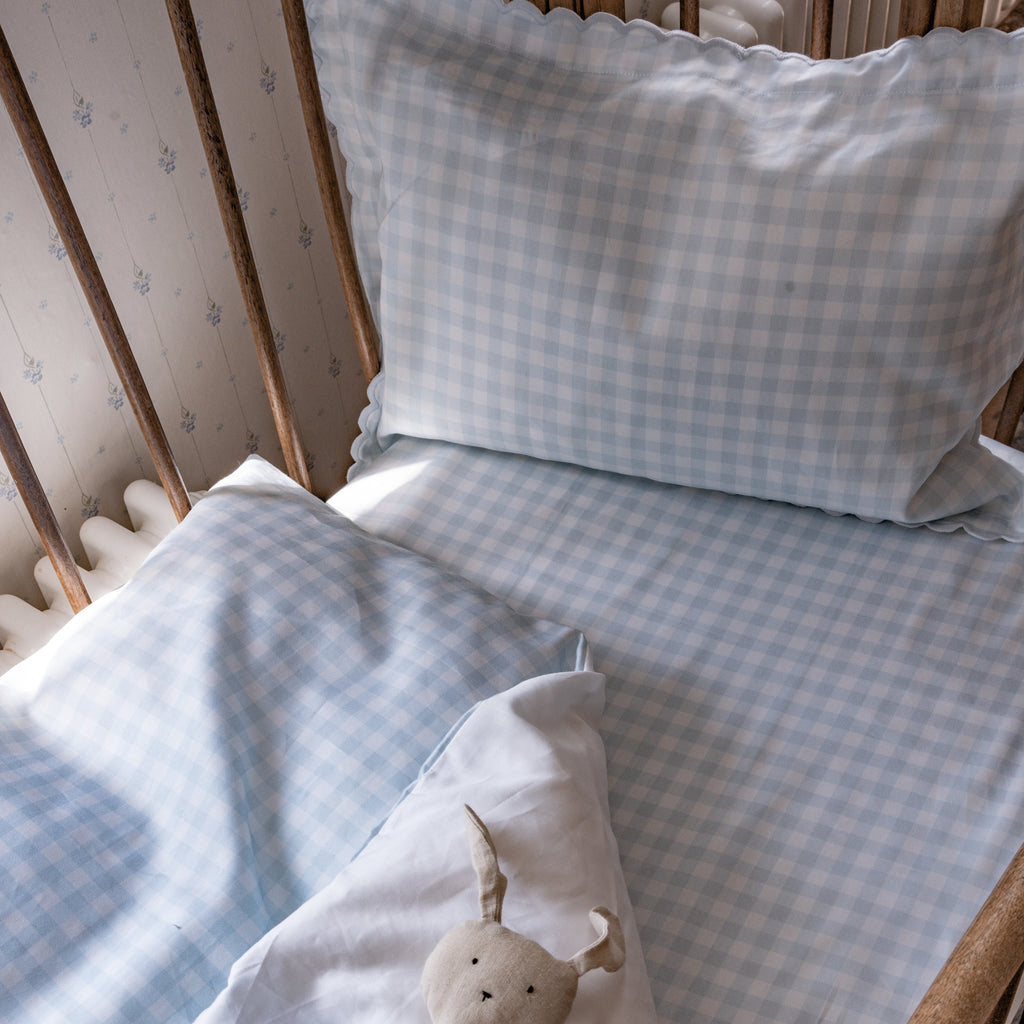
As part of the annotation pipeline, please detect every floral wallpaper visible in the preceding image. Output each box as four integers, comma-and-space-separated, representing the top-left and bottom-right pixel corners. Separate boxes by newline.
0, 0, 369, 606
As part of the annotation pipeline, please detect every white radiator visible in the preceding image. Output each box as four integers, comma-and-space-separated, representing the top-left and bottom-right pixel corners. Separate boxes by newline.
0, 480, 179, 677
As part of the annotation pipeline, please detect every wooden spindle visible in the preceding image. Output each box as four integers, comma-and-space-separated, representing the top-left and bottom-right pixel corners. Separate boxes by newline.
898, 0, 938, 36
907, 840, 1024, 1024
994, 362, 1024, 448
164, 0, 311, 491
0, 391, 91, 614
586, 0, 627, 14
809, 0, 834, 57
0, 22, 191, 525
680, 0, 701, 34
932, 0, 985, 28
280, 0, 380, 384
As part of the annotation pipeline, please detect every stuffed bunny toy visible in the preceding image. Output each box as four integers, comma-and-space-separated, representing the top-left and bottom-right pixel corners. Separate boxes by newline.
420, 805, 625, 1024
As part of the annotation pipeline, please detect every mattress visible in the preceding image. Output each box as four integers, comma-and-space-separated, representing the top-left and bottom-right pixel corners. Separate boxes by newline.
331, 435, 1024, 1024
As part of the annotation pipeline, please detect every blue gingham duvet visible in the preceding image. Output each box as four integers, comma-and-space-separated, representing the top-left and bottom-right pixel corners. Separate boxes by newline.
0, 457, 588, 1024
332, 436, 1024, 1024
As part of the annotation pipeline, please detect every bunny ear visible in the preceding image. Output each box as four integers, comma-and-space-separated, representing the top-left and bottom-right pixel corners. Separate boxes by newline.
464, 805, 507, 924
567, 907, 626, 978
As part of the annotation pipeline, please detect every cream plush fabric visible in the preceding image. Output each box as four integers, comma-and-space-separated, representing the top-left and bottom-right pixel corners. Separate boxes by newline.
420, 806, 626, 1024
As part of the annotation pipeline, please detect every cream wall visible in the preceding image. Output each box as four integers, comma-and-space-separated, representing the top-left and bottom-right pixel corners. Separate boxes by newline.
0, 0, 368, 606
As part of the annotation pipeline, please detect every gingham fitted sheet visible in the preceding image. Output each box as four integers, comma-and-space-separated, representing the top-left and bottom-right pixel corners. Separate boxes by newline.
332, 436, 1024, 1024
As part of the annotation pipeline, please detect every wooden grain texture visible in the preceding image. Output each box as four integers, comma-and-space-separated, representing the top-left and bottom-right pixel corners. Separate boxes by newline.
809, 0, 834, 58
164, 0, 311, 492
0, 391, 91, 614
986, 963, 1024, 1024
994, 363, 1024, 448
906, 841, 1024, 1024
0, 22, 192, 526
590, 0, 627, 17
280, 0, 380, 384
932, 0, 985, 28
680, 0, 701, 34
897, 0, 937, 35
998, 0, 1024, 30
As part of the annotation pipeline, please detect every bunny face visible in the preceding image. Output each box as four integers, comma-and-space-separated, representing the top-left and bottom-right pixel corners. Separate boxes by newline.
421, 920, 578, 1024
420, 807, 625, 1024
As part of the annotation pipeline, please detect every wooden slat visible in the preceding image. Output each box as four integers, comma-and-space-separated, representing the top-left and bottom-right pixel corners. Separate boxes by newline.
907, 840, 1024, 1024
985, 962, 1023, 1024
681, 0, 701, 34
280, 0, 380, 384
164, 0, 311, 492
585, 0, 627, 17
897, 0, 937, 35
0, 22, 191, 526
809, 0, 834, 57
0, 391, 91, 614
932, 0, 985, 28
998, 0, 1024, 30
994, 362, 1024, 448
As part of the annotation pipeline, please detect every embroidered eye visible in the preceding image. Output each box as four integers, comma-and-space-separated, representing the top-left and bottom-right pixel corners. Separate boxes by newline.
527, 986, 535, 994
471, 958, 478, 965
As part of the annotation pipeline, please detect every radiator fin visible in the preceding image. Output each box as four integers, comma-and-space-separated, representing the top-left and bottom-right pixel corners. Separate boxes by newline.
0, 480, 180, 676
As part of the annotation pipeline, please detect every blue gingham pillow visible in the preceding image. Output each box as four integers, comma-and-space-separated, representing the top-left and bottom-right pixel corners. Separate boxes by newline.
307, 0, 1024, 531
0, 456, 587, 1024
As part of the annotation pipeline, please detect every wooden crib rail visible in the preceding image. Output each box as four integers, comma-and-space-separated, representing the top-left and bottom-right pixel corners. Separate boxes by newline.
899, 0, 986, 34
0, 391, 91, 614
907, 838, 1024, 1024
995, 364, 1024, 449
0, 22, 192, 528
281, 0, 380, 384
164, 0, 311, 492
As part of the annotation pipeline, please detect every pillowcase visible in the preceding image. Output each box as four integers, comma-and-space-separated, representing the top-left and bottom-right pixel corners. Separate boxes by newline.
0, 456, 587, 1024
307, 0, 1024, 529
194, 670, 659, 1024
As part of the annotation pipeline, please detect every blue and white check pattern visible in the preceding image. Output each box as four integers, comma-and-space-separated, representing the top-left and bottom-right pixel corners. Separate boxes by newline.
335, 437, 1024, 1024
308, 0, 1024, 531
0, 457, 586, 1024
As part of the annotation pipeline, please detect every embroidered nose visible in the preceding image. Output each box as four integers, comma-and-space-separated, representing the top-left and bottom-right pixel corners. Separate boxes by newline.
481, 991, 492, 1001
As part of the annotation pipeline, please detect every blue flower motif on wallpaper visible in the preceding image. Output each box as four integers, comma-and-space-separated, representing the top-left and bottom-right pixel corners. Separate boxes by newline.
48, 227, 67, 261
158, 140, 176, 174
81, 493, 99, 519
237, 187, 250, 212
133, 264, 151, 295
274, 329, 286, 353
107, 384, 125, 411
259, 61, 276, 94
1, 473, 17, 502
22, 355, 43, 385
205, 299, 222, 327
245, 430, 259, 454
72, 90, 93, 129
298, 219, 313, 250
180, 406, 196, 433
328, 354, 341, 379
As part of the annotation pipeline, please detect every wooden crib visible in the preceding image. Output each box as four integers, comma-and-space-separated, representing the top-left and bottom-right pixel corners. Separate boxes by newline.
2, 1, 1024, 1022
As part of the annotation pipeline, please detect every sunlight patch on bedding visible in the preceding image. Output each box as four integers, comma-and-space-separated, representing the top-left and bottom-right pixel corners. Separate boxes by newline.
329, 457, 432, 518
